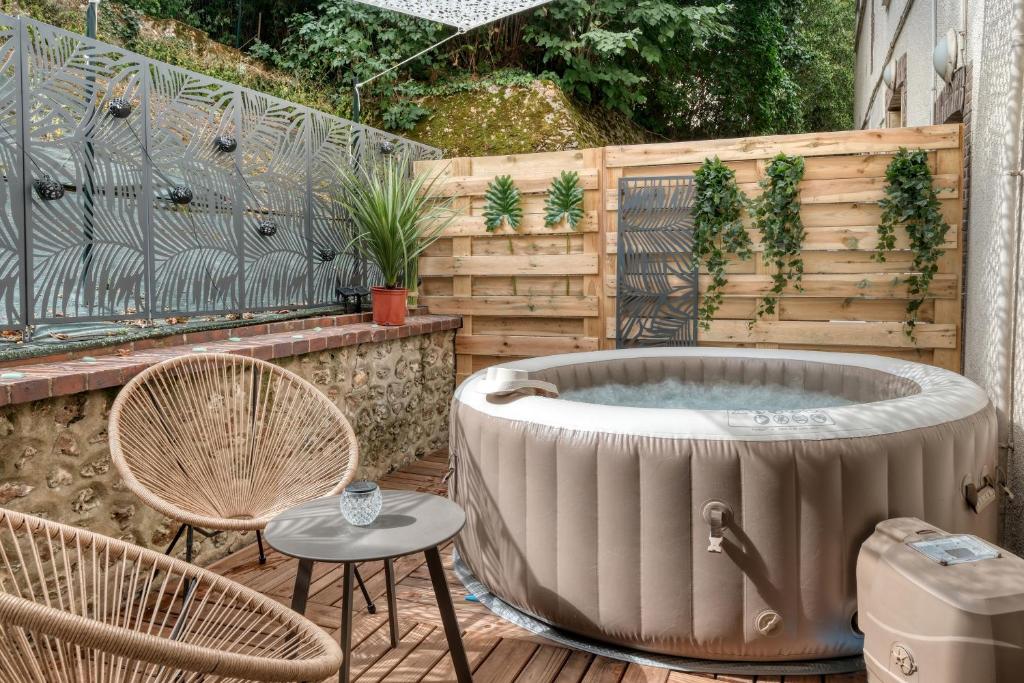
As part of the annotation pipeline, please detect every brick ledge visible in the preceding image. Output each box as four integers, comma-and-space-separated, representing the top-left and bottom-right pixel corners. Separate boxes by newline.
0, 314, 461, 407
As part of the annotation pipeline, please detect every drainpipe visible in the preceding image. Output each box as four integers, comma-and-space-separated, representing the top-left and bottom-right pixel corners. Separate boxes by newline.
1002, 0, 1024, 476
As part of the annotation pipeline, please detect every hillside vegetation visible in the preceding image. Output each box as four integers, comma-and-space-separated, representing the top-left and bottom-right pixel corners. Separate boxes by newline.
0, 0, 854, 156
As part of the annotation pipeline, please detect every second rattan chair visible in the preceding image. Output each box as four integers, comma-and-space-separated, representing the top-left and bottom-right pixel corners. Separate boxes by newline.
109, 352, 381, 610
0, 508, 342, 682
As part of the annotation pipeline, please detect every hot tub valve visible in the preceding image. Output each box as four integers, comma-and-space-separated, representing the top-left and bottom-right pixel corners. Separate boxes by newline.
702, 501, 731, 553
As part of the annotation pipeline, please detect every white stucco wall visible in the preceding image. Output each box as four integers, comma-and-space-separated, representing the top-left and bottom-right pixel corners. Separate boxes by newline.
853, 0, 959, 128
962, 0, 1022, 551
856, 0, 1024, 551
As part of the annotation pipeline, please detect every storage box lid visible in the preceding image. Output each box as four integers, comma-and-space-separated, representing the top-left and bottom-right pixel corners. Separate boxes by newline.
878, 521, 1024, 616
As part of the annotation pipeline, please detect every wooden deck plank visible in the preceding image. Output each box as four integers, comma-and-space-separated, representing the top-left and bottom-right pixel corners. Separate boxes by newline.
212, 451, 866, 683
515, 645, 573, 681
472, 638, 540, 682
554, 651, 597, 682
384, 626, 454, 683
354, 621, 435, 682
621, 664, 672, 682
422, 633, 501, 681
581, 656, 629, 682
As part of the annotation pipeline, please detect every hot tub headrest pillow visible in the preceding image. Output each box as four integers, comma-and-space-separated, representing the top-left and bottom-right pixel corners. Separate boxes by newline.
475, 367, 559, 398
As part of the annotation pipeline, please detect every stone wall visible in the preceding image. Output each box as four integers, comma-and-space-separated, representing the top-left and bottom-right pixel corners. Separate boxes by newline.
0, 329, 455, 565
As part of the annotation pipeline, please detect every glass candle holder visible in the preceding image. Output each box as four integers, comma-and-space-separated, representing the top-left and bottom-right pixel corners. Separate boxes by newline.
340, 481, 382, 526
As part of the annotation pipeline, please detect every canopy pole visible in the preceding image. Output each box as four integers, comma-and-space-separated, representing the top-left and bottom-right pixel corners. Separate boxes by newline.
352, 30, 463, 122
357, 30, 463, 91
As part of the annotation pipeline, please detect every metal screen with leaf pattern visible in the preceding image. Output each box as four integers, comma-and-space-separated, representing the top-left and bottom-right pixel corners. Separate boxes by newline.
0, 13, 440, 330
615, 176, 699, 348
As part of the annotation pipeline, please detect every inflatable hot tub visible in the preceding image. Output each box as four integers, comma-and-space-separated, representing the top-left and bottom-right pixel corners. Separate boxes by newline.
449, 348, 998, 662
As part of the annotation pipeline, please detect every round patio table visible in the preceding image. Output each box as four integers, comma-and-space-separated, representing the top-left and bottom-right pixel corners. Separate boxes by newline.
264, 490, 470, 683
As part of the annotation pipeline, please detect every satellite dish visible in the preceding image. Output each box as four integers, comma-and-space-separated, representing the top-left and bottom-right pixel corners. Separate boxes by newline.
933, 29, 960, 82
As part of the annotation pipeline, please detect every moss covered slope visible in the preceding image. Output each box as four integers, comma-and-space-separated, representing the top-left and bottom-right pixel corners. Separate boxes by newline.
412, 79, 651, 157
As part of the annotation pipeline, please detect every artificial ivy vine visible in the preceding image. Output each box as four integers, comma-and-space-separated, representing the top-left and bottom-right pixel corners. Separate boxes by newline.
693, 157, 752, 329
874, 148, 951, 334
544, 171, 585, 229
753, 153, 806, 319
483, 175, 523, 232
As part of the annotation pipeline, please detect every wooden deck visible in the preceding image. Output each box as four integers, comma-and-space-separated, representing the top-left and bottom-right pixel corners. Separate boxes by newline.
208, 452, 868, 683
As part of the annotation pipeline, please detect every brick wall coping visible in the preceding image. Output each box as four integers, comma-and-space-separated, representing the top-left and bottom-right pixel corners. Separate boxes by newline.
0, 313, 461, 407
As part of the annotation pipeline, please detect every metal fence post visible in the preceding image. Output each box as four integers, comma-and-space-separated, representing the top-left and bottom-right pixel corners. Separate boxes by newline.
13, 16, 30, 334
140, 58, 155, 322
233, 86, 246, 314
303, 108, 314, 307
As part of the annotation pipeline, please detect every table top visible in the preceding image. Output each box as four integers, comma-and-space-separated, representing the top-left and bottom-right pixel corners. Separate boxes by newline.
264, 490, 466, 563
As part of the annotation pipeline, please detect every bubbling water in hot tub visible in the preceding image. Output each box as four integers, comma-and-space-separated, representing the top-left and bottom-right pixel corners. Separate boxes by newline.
559, 377, 856, 411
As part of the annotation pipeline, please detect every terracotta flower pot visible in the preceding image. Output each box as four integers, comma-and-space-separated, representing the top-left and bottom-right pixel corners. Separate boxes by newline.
371, 286, 408, 326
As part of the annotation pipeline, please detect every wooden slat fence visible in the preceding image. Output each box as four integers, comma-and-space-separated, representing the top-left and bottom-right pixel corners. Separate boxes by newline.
416, 125, 964, 384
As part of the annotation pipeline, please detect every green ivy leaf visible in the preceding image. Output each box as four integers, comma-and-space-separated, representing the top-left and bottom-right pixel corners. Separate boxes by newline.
875, 148, 951, 335
752, 153, 806, 321
693, 156, 752, 329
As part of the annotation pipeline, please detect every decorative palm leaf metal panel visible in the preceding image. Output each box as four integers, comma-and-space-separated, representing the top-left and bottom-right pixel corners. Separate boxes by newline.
22, 19, 148, 323
615, 176, 699, 348
0, 13, 441, 331
0, 15, 23, 328
147, 61, 241, 316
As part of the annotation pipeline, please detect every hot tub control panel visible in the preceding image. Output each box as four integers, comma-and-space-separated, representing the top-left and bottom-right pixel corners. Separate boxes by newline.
728, 409, 836, 430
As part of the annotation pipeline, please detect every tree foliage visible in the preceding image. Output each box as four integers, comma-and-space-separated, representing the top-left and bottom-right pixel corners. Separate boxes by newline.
791, 0, 856, 132
522, 0, 734, 115
118, 0, 856, 140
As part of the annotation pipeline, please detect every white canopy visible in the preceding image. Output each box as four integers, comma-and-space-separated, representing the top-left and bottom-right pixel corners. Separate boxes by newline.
349, 0, 554, 32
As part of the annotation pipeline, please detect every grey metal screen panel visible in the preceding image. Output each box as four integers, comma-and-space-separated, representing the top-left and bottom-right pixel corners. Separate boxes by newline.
147, 61, 241, 316
309, 111, 359, 304
238, 91, 309, 311
0, 15, 23, 328
0, 12, 441, 331
616, 176, 699, 348
22, 19, 148, 323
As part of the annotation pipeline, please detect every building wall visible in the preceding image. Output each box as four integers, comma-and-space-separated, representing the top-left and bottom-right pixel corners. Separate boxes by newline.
854, 0, 950, 129
961, 0, 1022, 551
0, 330, 456, 565
856, 0, 1024, 551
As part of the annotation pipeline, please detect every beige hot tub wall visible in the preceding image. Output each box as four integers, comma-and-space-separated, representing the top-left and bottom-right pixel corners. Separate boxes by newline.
0, 330, 455, 565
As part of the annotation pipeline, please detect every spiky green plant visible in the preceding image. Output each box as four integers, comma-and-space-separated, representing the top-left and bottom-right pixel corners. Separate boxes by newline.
337, 158, 455, 289
483, 175, 523, 231
544, 171, 585, 229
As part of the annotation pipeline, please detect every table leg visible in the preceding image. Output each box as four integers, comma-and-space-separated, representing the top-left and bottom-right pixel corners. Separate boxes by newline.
291, 558, 314, 615
384, 558, 399, 647
339, 562, 355, 683
424, 546, 472, 683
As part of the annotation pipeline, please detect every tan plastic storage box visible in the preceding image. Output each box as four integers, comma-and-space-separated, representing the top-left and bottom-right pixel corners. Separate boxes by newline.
857, 517, 1024, 682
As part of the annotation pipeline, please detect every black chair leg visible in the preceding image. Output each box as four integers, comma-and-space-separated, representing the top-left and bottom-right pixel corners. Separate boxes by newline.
256, 530, 267, 564
353, 565, 376, 614
164, 523, 187, 556
185, 525, 194, 564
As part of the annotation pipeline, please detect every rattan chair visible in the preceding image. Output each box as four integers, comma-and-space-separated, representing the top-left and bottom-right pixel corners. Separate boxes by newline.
0, 508, 342, 682
109, 353, 379, 610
